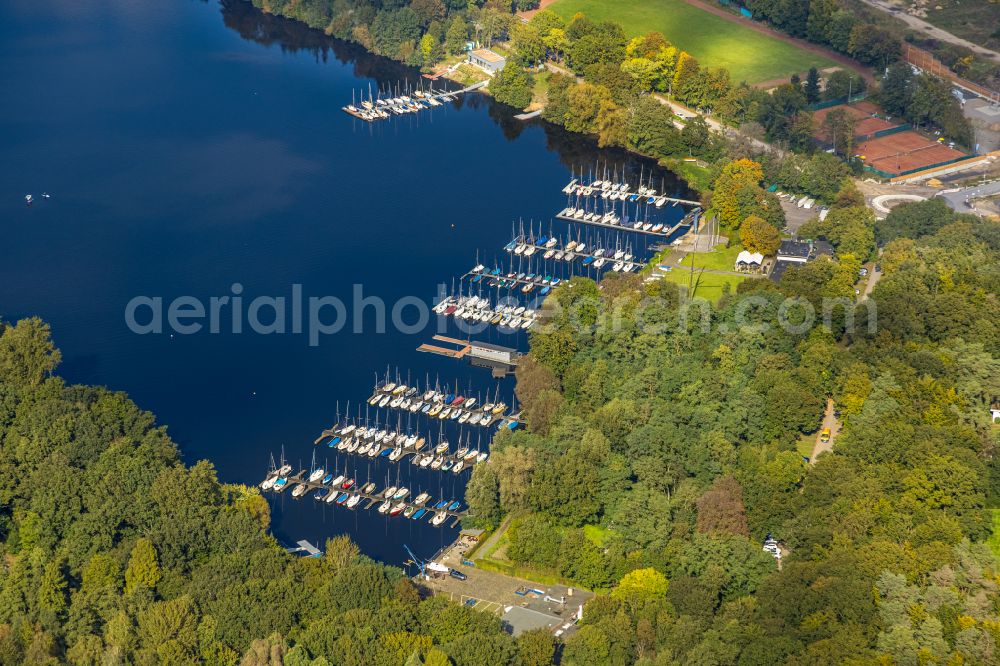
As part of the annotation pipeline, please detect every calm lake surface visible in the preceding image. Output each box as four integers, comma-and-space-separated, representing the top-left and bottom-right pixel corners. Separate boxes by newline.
0, 0, 693, 564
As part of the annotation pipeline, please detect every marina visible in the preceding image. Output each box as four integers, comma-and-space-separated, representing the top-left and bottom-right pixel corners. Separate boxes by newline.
498, 237, 646, 273
557, 171, 702, 237
260, 466, 468, 528
4, 0, 700, 567
341, 80, 487, 122
363, 375, 521, 430
433, 293, 540, 330
314, 421, 491, 472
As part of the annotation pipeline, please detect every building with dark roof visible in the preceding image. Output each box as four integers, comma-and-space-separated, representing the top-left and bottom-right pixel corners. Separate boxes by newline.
777, 240, 811, 263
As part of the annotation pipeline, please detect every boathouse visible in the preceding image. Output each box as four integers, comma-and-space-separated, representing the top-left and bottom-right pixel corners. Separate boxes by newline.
470, 341, 518, 366
468, 48, 507, 74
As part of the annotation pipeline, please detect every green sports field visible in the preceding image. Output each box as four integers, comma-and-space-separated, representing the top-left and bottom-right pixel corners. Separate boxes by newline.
548, 0, 837, 84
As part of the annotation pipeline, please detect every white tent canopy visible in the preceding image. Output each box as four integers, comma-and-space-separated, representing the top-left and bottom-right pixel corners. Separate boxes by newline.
736, 250, 764, 265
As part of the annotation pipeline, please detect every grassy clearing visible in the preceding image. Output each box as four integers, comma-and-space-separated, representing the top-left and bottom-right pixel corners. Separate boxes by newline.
661, 157, 714, 194
988, 509, 1000, 559
795, 433, 815, 460
529, 69, 551, 110
471, 522, 591, 589
583, 524, 611, 546
548, 0, 836, 83
679, 242, 743, 271
659, 269, 746, 302
475, 558, 587, 590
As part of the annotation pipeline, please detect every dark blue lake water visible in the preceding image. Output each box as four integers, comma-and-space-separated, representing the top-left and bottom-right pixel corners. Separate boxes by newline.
0, 0, 693, 564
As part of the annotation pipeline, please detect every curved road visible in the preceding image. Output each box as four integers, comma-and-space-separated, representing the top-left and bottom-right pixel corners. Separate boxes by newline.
860, 0, 1000, 64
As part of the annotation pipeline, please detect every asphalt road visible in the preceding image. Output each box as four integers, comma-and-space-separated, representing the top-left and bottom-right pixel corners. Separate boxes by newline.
939, 180, 1000, 214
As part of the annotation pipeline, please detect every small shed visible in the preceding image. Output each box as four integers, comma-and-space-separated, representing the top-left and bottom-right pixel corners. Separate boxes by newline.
468, 48, 507, 74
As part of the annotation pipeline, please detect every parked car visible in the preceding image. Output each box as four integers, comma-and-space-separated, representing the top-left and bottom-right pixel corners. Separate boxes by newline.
449, 569, 467, 581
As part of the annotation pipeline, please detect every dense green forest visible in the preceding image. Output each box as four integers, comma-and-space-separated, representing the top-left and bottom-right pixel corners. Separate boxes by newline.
0, 319, 554, 665
466, 202, 1000, 662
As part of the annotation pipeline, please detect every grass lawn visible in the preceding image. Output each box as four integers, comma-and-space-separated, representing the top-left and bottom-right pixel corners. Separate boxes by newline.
472, 522, 591, 590
529, 69, 551, 110
989, 509, 1000, 559
795, 433, 814, 460
659, 269, 746, 302
661, 157, 714, 194
679, 242, 743, 271
548, 0, 837, 83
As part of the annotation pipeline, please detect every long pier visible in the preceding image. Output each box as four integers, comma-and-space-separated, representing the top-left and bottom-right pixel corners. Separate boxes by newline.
563, 179, 700, 207
315, 428, 485, 472
343, 81, 487, 122
367, 389, 515, 427
555, 208, 692, 237
261, 469, 468, 527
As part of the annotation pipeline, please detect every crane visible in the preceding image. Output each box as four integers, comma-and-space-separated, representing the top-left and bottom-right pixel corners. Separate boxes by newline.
403, 544, 425, 577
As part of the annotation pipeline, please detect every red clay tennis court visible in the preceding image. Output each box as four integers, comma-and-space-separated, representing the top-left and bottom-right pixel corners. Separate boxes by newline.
856, 131, 966, 176
813, 103, 896, 142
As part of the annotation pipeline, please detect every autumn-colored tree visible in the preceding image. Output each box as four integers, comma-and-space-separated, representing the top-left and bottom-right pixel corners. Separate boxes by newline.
325, 534, 360, 571
672, 51, 699, 96
695, 475, 750, 537
740, 215, 782, 255
711, 158, 765, 229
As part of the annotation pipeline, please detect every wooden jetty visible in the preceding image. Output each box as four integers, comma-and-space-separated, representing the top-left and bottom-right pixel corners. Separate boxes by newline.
417, 335, 471, 359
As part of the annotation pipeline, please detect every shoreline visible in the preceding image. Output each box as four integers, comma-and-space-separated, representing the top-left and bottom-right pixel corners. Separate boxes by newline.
242, 0, 712, 197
